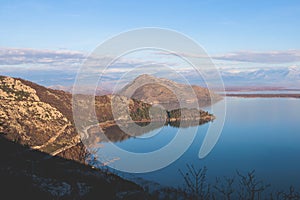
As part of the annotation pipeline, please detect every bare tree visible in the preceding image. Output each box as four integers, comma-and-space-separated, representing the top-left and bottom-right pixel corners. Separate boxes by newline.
179, 164, 211, 200
276, 186, 300, 200
213, 176, 235, 200
236, 170, 270, 200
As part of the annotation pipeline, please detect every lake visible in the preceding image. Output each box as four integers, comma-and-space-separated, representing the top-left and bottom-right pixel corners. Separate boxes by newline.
96, 97, 300, 191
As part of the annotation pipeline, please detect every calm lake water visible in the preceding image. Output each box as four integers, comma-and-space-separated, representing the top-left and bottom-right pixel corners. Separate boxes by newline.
217, 90, 300, 95
97, 97, 300, 190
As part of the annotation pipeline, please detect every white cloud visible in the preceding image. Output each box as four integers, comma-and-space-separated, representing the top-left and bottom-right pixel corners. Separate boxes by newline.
213, 50, 300, 64
0, 47, 86, 65
155, 49, 300, 64
1, 47, 300, 89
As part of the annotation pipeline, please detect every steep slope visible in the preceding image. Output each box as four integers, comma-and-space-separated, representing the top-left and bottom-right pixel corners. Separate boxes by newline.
119, 74, 221, 110
0, 76, 157, 161
0, 76, 84, 161
0, 76, 151, 199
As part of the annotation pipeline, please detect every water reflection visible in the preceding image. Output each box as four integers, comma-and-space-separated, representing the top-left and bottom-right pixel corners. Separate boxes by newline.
91, 97, 300, 191
88, 120, 208, 143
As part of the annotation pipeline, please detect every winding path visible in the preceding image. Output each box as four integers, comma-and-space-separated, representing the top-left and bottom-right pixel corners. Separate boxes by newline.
32, 124, 69, 150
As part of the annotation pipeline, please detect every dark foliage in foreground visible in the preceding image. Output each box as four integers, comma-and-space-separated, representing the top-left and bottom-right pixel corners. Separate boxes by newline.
0, 136, 147, 200
176, 164, 300, 200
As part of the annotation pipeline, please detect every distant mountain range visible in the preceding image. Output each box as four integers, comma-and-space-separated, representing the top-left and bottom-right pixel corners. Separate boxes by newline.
219, 66, 300, 88
43, 66, 300, 93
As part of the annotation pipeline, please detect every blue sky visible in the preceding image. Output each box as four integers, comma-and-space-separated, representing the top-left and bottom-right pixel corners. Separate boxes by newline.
0, 0, 300, 88
1, 0, 300, 53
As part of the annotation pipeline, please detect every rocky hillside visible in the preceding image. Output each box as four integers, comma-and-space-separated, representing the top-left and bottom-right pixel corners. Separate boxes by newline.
0, 76, 161, 162
0, 75, 216, 199
0, 75, 153, 199
0, 76, 85, 162
119, 74, 222, 110
0, 75, 215, 160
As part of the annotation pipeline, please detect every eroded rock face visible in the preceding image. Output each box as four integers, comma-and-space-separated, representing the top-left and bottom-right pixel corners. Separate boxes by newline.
0, 76, 83, 161
0, 76, 40, 101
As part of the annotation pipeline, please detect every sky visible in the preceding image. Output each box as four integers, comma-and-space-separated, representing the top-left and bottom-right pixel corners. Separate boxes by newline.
0, 0, 300, 88
1, 0, 300, 53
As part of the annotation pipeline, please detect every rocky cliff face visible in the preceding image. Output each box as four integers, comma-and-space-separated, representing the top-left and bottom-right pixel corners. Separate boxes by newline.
0, 76, 85, 162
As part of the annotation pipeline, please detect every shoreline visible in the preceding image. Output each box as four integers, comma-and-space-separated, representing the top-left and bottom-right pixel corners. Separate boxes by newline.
224, 93, 300, 99
85, 115, 215, 136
